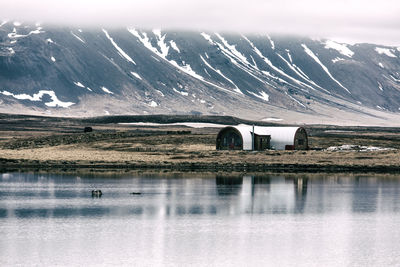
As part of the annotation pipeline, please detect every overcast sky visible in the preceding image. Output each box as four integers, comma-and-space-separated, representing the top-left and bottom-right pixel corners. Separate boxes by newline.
1, 0, 400, 45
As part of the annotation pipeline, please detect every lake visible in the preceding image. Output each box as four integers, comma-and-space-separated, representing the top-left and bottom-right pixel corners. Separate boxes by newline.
1, 172, 400, 266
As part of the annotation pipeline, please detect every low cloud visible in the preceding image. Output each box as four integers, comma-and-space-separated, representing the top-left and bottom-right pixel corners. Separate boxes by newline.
1, 0, 400, 45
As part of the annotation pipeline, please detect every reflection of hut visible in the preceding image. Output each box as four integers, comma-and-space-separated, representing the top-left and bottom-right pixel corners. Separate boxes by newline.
216, 125, 308, 150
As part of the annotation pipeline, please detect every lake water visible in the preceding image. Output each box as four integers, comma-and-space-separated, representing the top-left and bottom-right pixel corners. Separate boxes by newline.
1, 172, 400, 266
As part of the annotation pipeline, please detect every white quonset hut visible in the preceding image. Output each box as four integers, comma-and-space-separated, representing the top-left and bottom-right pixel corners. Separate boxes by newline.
216, 125, 308, 150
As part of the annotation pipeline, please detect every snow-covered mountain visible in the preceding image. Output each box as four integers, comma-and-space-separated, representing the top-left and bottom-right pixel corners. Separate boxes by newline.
1, 21, 400, 125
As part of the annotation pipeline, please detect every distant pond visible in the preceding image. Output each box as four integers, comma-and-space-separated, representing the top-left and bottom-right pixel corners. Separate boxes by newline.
1, 172, 400, 266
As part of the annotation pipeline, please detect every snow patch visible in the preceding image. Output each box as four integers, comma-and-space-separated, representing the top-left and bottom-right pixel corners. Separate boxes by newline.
155, 90, 164, 97
46, 38, 54, 44
262, 118, 283, 122
51, 56, 56, 62
101, 86, 114, 94
8, 28, 44, 39
71, 31, 85, 43
103, 29, 136, 65
201, 32, 213, 44
326, 145, 395, 152
0, 90, 74, 108
247, 91, 269, 102
216, 33, 250, 65
149, 101, 158, 107
332, 57, 345, 63
378, 82, 383, 91
120, 122, 228, 128
173, 88, 189, 96
74, 82, 85, 88
169, 40, 180, 53
153, 29, 169, 57
267, 35, 275, 49
378, 62, 384, 68
13, 22, 21, 27
390, 75, 400, 82
302, 44, 351, 94
129, 28, 236, 95
324, 40, 354, 57
375, 47, 397, 58
131, 72, 142, 80
200, 55, 242, 94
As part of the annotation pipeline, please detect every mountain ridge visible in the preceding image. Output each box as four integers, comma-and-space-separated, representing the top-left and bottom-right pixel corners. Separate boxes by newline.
1, 21, 400, 125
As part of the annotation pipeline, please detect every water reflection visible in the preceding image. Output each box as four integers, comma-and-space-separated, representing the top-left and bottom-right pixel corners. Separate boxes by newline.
1, 172, 400, 219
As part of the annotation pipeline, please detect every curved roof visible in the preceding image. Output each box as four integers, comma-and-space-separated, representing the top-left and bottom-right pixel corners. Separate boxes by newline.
224, 124, 302, 150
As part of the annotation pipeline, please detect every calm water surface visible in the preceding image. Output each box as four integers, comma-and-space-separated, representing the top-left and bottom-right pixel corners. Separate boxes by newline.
1, 172, 400, 266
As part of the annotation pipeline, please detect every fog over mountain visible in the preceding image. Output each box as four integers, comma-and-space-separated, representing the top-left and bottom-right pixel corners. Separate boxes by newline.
1, 0, 400, 45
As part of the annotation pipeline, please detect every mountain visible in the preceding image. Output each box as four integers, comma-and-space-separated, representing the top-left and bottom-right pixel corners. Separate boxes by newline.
1, 21, 400, 125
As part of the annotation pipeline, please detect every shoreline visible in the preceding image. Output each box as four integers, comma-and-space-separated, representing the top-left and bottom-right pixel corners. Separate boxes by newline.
1, 114, 399, 175
1, 159, 400, 174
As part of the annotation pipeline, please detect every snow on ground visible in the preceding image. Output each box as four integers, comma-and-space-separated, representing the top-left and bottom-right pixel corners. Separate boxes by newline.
13, 22, 21, 27
8, 27, 44, 39
173, 88, 189, 96
210, 34, 276, 89
284, 91, 306, 108
51, 57, 56, 62
262, 118, 283, 122
276, 53, 327, 92
286, 50, 293, 63
148, 101, 158, 107
103, 29, 136, 65
200, 55, 242, 93
324, 40, 354, 57
155, 90, 164, 97
378, 82, 383, 91
0, 21, 7, 28
74, 82, 85, 88
8, 48, 15, 55
379, 62, 384, 68
326, 144, 395, 152
101, 86, 114, 94
247, 90, 269, 102
131, 72, 142, 80
332, 57, 345, 63
302, 44, 351, 94
375, 47, 397, 58
215, 33, 250, 65
201, 32, 213, 44
244, 36, 318, 92
169, 40, 180, 53
267, 35, 275, 49
119, 122, 229, 128
129, 28, 236, 95
70, 31, 85, 43
153, 29, 169, 57
0, 90, 74, 108
390, 75, 400, 82
46, 38, 54, 44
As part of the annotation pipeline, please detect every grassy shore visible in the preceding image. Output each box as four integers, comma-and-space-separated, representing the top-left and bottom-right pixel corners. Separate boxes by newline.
0, 114, 399, 173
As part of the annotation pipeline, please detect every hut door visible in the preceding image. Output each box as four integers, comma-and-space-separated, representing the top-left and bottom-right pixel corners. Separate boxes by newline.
254, 135, 271, 150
